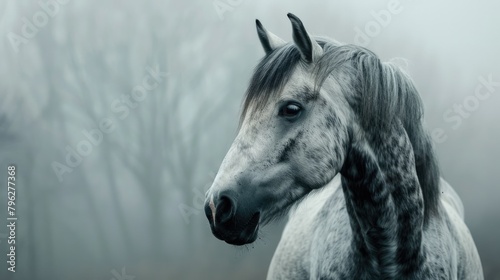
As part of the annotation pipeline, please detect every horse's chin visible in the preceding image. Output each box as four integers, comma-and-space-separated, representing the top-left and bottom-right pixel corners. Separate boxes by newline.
224, 227, 259, 246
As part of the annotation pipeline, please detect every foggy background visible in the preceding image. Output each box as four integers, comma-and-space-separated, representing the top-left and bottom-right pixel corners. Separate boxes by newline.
0, 0, 499, 279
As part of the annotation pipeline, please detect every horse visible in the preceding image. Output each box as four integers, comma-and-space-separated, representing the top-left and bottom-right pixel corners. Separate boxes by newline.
203, 13, 483, 279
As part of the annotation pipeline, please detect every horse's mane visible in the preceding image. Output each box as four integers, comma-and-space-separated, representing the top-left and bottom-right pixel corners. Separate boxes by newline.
242, 37, 440, 223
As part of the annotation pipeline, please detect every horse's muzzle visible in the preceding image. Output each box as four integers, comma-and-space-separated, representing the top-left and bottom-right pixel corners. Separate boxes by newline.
204, 192, 260, 245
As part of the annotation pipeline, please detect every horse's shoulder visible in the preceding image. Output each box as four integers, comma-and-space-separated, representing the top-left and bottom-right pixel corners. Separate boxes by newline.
268, 177, 483, 280
421, 178, 483, 279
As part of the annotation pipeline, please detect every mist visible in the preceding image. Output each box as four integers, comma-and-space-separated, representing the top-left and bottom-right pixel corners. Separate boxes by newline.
0, 0, 499, 279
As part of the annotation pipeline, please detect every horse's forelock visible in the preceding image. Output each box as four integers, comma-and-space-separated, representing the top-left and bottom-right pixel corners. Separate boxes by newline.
240, 44, 302, 125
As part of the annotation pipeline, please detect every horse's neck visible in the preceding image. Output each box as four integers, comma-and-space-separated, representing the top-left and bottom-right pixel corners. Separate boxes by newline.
340, 121, 426, 278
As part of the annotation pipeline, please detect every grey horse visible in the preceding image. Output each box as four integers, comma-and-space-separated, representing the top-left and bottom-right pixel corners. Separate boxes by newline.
204, 13, 483, 280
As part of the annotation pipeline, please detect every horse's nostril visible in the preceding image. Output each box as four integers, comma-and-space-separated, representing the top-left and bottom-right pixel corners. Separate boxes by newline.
216, 195, 236, 224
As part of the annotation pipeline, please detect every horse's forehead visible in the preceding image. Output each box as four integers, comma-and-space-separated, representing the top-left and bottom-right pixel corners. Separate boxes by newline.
278, 68, 317, 99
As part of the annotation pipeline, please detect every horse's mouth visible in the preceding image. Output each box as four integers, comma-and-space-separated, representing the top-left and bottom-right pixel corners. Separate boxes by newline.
213, 212, 261, 246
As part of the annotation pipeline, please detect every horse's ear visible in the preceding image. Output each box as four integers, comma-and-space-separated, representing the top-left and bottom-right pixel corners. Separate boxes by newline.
256, 19, 285, 55
287, 13, 323, 63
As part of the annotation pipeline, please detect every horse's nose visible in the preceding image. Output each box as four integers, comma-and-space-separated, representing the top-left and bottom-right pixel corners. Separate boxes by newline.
216, 194, 236, 224
205, 192, 237, 227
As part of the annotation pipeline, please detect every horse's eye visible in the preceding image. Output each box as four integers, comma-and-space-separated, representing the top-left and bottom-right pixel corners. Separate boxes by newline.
279, 102, 302, 119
